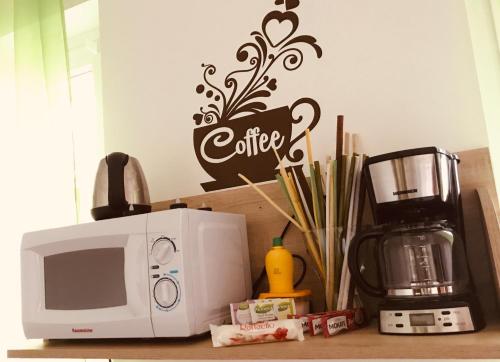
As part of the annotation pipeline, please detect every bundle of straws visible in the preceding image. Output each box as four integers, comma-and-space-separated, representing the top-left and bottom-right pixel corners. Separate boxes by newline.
239, 115, 366, 311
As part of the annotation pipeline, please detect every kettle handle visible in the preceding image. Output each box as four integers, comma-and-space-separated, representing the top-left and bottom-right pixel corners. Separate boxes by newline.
106, 152, 129, 208
347, 230, 386, 297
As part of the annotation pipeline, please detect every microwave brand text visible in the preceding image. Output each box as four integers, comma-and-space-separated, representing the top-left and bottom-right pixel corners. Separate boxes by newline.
72, 328, 93, 333
393, 188, 418, 196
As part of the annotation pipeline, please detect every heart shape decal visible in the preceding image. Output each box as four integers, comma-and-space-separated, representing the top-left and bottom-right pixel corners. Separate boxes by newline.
274, 0, 300, 10
193, 113, 203, 125
262, 11, 299, 48
266, 78, 277, 91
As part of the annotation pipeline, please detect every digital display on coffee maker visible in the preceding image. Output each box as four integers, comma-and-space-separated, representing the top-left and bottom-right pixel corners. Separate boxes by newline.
409, 313, 435, 326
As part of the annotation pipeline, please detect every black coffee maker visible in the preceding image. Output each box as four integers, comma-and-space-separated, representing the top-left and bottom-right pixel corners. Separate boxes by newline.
348, 147, 484, 334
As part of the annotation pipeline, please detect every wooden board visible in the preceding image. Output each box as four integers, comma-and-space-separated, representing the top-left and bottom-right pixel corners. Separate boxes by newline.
457, 149, 500, 318
477, 187, 500, 307
153, 176, 327, 310
7, 322, 500, 360
153, 147, 500, 317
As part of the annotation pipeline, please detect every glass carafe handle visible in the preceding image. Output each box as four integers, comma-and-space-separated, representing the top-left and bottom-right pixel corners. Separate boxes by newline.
347, 230, 386, 297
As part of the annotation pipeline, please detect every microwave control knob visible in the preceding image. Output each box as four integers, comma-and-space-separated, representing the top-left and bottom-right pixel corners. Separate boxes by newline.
152, 237, 176, 265
154, 278, 178, 309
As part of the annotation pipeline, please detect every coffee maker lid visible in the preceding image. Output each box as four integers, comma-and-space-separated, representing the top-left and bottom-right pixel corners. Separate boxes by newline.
366, 146, 457, 165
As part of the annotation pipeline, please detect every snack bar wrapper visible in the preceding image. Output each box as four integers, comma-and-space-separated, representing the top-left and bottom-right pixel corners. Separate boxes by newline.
288, 314, 311, 333
289, 309, 366, 336
321, 308, 366, 338
210, 319, 304, 348
309, 313, 328, 336
288, 312, 329, 335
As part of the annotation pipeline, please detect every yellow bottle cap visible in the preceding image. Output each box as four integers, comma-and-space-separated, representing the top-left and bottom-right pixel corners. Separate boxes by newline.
258, 289, 312, 299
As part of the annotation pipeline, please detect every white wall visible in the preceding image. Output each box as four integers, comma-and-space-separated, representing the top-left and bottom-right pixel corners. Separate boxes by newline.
465, 0, 500, 196
99, 0, 489, 203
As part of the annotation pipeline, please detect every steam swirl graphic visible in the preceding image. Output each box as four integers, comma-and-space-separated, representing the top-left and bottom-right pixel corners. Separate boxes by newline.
193, 5, 322, 126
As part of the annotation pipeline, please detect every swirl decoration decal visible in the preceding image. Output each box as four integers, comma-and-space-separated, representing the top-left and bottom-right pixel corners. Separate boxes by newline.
193, 2, 322, 126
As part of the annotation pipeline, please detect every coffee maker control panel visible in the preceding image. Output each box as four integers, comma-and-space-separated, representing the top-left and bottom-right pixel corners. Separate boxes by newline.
380, 307, 474, 334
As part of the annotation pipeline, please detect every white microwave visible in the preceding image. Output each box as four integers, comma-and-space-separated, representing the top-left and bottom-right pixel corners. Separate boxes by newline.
21, 209, 251, 339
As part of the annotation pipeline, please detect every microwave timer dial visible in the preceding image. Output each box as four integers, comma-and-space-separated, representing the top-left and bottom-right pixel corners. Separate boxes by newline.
152, 237, 176, 265
154, 277, 179, 309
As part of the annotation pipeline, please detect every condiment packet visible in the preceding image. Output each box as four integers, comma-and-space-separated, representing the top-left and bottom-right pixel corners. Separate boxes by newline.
230, 302, 252, 325
230, 298, 296, 324
321, 308, 366, 338
249, 300, 276, 323
210, 319, 304, 348
273, 299, 295, 320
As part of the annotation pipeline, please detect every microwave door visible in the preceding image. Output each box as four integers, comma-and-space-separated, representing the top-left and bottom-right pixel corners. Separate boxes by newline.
188, 212, 252, 333
21, 217, 154, 338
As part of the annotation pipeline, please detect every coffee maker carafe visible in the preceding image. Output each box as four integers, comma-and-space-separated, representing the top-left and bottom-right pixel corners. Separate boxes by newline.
348, 147, 484, 334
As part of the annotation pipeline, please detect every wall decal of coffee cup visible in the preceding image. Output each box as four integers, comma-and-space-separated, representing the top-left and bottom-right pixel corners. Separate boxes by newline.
193, 0, 323, 191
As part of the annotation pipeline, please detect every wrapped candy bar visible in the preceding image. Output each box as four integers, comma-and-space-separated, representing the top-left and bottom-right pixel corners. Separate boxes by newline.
289, 309, 366, 337
210, 319, 304, 348
288, 312, 329, 335
321, 308, 366, 338
308, 312, 330, 336
288, 314, 311, 333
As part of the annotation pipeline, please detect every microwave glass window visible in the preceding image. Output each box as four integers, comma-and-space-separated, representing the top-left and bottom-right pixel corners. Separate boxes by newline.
44, 248, 127, 310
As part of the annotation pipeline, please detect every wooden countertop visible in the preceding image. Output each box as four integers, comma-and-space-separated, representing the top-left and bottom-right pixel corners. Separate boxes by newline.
7, 148, 499, 360
7, 322, 500, 360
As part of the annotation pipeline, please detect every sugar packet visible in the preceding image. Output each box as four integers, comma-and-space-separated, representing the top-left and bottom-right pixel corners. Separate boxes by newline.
230, 298, 296, 324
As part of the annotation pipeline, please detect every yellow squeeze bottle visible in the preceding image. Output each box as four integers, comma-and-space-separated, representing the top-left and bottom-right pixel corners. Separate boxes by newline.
265, 237, 294, 293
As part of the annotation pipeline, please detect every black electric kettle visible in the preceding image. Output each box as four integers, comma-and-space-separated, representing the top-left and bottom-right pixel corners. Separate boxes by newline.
91, 152, 151, 220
